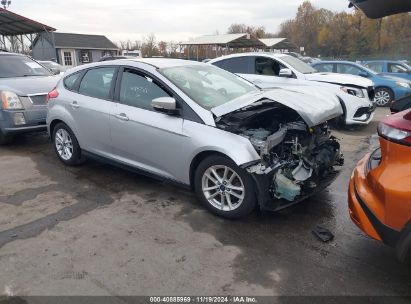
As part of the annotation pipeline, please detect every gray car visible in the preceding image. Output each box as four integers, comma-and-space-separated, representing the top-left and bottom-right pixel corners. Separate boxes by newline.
0, 52, 60, 144
38, 61, 67, 75
47, 58, 344, 218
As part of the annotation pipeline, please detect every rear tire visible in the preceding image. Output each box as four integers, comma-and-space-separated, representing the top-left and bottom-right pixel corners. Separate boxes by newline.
0, 130, 13, 145
374, 87, 394, 107
52, 122, 84, 166
194, 155, 256, 219
396, 229, 411, 265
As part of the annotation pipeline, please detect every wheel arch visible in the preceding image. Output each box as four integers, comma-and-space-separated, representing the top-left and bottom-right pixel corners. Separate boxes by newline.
375, 86, 395, 98
49, 119, 64, 137
49, 117, 82, 148
189, 151, 236, 189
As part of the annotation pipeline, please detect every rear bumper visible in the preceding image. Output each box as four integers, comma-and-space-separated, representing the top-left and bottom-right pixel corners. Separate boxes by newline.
348, 154, 401, 247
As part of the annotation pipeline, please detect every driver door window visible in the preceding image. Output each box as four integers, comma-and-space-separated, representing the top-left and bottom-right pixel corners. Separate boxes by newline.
119, 68, 171, 111
388, 63, 408, 73
255, 57, 285, 76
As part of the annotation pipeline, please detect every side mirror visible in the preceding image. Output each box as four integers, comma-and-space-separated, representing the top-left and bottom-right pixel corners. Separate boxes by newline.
50, 67, 60, 75
152, 97, 179, 115
358, 71, 369, 78
279, 68, 293, 78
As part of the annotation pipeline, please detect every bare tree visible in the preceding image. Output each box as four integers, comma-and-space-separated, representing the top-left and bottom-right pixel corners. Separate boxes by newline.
142, 33, 158, 57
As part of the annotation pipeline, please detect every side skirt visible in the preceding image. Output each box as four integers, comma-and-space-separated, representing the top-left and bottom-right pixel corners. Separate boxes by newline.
81, 150, 191, 191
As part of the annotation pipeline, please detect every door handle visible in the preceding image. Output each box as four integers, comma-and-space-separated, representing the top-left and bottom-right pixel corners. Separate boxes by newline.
71, 101, 80, 109
115, 113, 129, 121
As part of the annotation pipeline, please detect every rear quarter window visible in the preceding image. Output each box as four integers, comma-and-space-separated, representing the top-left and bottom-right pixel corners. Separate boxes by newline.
63, 72, 82, 91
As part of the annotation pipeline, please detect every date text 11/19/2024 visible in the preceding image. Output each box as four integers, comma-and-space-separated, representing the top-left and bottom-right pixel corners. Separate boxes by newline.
149, 296, 258, 303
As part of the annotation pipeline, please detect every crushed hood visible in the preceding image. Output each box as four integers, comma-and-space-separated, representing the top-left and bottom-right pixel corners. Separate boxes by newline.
0, 75, 60, 96
305, 72, 374, 88
211, 88, 343, 127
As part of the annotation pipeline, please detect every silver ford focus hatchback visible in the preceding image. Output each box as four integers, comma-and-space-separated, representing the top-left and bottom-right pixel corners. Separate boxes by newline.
46, 58, 344, 218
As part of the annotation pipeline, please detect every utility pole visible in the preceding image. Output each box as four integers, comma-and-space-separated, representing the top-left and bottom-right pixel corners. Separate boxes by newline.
1, 0, 11, 9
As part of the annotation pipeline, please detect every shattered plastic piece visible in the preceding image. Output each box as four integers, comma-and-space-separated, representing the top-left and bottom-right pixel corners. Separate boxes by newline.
274, 172, 301, 201
292, 160, 313, 181
312, 226, 334, 242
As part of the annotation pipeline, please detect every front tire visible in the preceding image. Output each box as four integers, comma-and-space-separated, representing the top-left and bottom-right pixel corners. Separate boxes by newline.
52, 123, 84, 166
194, 155, 256, 219
374, 87, 394, 107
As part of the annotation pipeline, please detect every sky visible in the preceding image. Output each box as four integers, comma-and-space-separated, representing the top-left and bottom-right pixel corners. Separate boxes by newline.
8, 0, 352, 43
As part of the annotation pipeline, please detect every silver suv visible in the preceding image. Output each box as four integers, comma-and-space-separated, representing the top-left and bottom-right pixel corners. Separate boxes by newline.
0, 52, 59, 144
47, 59, 344, 218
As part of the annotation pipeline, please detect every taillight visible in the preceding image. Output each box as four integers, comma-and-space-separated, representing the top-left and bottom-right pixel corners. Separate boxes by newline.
378, 122, 411, 146
46, 88, 59, 103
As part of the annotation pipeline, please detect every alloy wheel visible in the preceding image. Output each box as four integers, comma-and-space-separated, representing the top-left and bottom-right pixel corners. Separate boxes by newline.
55, 128, 74, 161
374, 90, 391, 106
201, 165, 245, 211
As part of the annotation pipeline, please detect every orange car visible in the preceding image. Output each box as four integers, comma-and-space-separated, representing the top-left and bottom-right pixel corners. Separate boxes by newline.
348, 109, 411, 263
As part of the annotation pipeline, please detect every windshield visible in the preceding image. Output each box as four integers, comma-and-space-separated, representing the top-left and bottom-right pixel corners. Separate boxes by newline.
281, 55, 317, 74
0, 55, 52, 78
160, 65, 257, 110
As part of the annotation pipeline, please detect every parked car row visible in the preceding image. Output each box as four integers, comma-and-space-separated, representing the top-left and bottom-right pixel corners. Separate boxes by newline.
209, 53, 376, 126
312, 60, 411, 106
1, 51, 410, 263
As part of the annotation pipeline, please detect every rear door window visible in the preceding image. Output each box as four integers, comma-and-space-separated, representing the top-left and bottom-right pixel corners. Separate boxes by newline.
78, 67, 116, 100
314, 63, 334, 73
336, 64, 363, 76
365, 62, 384, 73
213, 57, 253, 74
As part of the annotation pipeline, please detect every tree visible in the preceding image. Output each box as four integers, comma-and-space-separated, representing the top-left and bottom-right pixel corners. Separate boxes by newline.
227, 23, 267, 38
158, 41, 168, 57
142, 33, 158, 57
274, 1, 411, 58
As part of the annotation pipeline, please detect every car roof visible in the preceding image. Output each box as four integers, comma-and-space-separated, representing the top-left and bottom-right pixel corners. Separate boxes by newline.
132, 58, 204, 68
313, 60, 360, 65
365, 60, 403, 63
210, 52, 292, 62
64, 58, 206, 75
0, 51, 25, 56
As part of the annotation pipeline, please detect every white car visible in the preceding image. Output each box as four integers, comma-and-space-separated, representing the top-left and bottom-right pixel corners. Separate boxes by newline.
209, 53, 376, 126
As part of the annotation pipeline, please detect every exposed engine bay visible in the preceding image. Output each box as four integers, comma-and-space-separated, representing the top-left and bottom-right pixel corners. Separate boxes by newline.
216, 100, 344, 210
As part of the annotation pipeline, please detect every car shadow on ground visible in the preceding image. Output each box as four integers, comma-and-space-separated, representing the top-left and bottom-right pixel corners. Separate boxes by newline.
1, 131, 411, 296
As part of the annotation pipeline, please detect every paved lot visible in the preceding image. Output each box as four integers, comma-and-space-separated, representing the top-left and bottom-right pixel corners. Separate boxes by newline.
0, 107, 410, 297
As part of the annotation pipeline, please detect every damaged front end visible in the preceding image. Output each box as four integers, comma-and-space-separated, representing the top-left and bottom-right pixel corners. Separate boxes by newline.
216, 100, 344, 211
